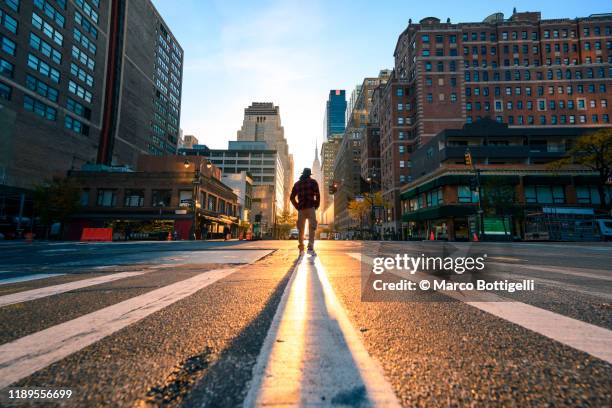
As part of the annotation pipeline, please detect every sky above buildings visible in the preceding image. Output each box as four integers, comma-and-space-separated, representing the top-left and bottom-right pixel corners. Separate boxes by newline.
152, 0, 609, 179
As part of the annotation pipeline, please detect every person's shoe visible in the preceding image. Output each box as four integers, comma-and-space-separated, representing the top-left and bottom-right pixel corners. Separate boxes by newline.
307, 245, 315, 254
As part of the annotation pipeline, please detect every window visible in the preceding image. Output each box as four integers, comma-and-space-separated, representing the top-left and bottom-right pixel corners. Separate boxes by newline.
79, 190, 89, 206
0, 34, 15, 56
458, 186, 478, 203
0, 57, 13, 78
0, 81, 11, 100
396, 88, 403, 97
67, 97, 91, 119
97, 190, 116, 207
73, 27, 96, 54
426, 188, 443, 207
4, 0, 19, 12
25, 74, 59, 102
0, 8, 18, 33
64, 114, 88, 135
32, 12, 63, 46
207, 195, 217, 211
524, 185, 565, 204
68, 80, 92, 102
29, 32, 62, 64
70, 62, 94, 86
426, 93, 433, 103
23, 95, 56, 120
576, 186, 612, 205
33, 0, 65, 27
450, 93, 457, 102
74, 0, 98, 23
74, 11, 97, 39
71, 45, 95, 70
124, 189, 144, 207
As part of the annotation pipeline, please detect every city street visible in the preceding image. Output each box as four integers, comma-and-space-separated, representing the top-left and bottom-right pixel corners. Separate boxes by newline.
0, 240, 610, 406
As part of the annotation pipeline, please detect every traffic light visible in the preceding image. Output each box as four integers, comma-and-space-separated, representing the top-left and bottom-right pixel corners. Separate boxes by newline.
464, 151, 472, 167
469, 177, 478, 191
329, 182, 338, 195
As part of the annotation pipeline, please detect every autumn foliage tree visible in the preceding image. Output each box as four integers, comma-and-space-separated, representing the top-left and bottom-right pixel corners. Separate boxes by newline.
550, 129, 612, 210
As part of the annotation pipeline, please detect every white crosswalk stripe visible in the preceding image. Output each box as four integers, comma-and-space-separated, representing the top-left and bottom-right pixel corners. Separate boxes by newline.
0, 271, 147, 308
349, 252, 612, 364
0, 268, 238, 389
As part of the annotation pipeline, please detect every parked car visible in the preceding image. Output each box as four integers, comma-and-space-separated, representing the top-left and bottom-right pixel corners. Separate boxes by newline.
289, 228, 299, 239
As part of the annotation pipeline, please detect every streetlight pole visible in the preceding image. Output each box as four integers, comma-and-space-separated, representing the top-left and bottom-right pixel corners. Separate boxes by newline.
465, 148, 484, 238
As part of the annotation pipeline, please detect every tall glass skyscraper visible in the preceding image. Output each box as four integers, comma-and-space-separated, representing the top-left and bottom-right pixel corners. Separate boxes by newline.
324, 89, 346, 140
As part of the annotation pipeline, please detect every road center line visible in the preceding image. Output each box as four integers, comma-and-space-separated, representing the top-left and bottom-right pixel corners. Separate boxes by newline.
349, 253, 612, 364
0, 271, 148, 308
244, 254, 400, 407
0, 268, 238, 389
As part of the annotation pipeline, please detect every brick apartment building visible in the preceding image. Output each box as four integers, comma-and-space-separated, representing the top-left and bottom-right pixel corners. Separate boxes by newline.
376, 9, 612, 235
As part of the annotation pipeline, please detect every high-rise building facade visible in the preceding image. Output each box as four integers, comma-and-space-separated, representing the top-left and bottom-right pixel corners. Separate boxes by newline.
324, 89, 346, 139
379, 9, 612, 235
0, 0, 183, 191
320, 133, 341, 217
334, 72, 391, 234
361, 70, 391, 187
237, 102, 293, 212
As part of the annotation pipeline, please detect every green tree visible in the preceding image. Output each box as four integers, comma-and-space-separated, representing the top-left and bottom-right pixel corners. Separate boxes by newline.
34, 177, 81, 238
549, 129, 612, 210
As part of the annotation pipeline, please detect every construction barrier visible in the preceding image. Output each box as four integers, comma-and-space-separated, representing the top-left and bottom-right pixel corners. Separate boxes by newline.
81, 228, 113, 242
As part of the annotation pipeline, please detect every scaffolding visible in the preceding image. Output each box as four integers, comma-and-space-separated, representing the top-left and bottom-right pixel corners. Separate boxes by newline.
525, 207, 599, 241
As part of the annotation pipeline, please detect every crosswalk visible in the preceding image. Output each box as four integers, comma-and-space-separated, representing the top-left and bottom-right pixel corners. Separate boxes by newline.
0, 246, 610, 406
0, 249, 273, 391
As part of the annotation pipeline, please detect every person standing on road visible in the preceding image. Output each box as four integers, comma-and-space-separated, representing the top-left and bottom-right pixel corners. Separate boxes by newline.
290, 168, 320, 252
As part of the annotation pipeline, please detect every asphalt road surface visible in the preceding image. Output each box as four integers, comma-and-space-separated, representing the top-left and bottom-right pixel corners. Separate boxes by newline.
0, 239, 610, 407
